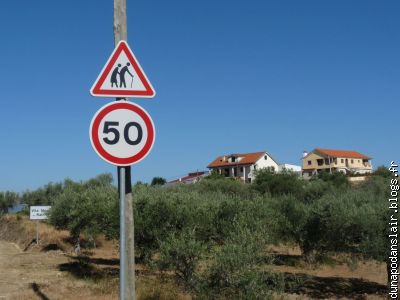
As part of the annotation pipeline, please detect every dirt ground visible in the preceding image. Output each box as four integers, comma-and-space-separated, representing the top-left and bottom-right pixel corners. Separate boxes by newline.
269, 245, 388, 299
0, 240, 116, 300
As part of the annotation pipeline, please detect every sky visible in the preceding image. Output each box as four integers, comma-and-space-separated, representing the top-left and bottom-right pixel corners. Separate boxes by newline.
0, 0, 399, 192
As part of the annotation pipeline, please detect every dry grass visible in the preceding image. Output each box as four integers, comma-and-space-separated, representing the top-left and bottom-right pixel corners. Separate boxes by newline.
0, 214, 72, 252
137, 277, 192, 300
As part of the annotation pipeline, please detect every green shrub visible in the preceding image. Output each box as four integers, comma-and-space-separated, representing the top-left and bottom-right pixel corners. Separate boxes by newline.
134, 186, 200, 260
202, 225, 282, 299
49, 174, 118, 242
315, 171, 349, 189
134, 184, 275, 260
301, 179, 331, 203
306, 186, 387, 258
194, 178, 256, 200
158, 229, 206, 290
269, 195, 311, 256
252, 169, 303, 199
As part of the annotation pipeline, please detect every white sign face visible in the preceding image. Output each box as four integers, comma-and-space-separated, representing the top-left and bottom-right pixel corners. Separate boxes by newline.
30, 206, 51, 220
90, 101, 155, 166
90, 40, 155, 98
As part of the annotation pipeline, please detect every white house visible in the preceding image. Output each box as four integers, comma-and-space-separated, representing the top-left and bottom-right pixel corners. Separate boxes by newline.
207, 151, 280, 183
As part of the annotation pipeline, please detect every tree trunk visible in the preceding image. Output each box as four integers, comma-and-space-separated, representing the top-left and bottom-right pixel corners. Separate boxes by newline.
74, 234, 81, 255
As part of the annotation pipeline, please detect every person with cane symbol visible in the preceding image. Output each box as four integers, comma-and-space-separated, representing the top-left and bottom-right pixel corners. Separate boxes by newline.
119, 62, 134, 88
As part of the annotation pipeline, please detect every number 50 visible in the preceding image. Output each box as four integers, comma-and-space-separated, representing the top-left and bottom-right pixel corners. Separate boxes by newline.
103, 121, 143, 145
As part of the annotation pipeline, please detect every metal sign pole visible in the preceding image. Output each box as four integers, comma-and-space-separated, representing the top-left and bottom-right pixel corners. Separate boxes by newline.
36, 221, 39, 245
119, 167, 126, 300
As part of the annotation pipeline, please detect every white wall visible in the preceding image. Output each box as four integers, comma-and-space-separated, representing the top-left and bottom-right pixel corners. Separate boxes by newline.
279, 164, 301, 172
254, 153, 279, 172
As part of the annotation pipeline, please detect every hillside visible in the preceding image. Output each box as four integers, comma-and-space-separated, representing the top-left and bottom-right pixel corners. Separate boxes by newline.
0, 214, 388, 299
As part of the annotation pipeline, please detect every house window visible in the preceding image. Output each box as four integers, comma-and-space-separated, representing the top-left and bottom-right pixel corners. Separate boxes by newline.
264, 155, 268, 160
231, 157, 236, 163
334, 158, 337, 164
240, 167, 243, 173
233, 168, 237, 177
351, 159, 354, 164
307, 160, 311, 166
254, 165, 257, 170
317, 159, 323, 166
324, 158, 329, 165
341, 159, 344, 163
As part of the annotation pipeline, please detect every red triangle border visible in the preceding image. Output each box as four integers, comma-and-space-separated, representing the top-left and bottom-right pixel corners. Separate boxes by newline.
90, 41, 155, 98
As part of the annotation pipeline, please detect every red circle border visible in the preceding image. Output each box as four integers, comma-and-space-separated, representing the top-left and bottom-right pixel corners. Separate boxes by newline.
90, 102, 155, 166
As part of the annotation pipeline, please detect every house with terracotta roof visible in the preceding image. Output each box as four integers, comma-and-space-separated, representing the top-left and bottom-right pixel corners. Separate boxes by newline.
302, 148, 373, 177
207, 151, 280, 183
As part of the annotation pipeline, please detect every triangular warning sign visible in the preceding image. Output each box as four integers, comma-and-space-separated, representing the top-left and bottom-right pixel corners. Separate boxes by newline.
90, 40, 155, 98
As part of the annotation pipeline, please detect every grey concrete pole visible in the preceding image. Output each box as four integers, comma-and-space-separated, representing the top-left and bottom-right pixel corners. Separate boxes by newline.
114, 0, 127, 44
114, 0, 136, 299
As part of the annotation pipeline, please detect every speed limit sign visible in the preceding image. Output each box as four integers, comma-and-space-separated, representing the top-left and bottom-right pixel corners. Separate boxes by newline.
90, 101, 155, 166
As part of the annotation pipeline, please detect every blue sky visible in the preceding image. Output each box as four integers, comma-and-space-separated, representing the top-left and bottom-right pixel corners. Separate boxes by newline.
0, 0, 399, 191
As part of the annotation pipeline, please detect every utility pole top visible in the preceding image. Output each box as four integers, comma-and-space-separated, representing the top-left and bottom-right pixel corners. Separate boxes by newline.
114, 0, 127, 44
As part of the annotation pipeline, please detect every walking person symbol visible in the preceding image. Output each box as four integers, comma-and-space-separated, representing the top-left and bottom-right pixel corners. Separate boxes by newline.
110, 64, 121, 87
119, 62, 134, 88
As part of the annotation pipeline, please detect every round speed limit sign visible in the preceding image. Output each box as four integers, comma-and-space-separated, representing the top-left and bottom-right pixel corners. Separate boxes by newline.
90, 101, 155, 166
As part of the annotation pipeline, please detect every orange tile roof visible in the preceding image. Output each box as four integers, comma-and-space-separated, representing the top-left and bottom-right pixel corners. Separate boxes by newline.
314, 148, 371, 159
207, 152, 266, 168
